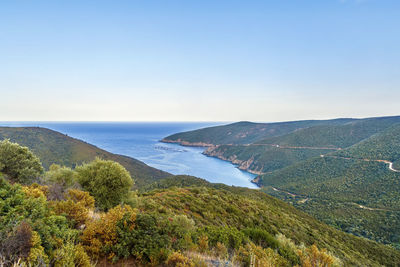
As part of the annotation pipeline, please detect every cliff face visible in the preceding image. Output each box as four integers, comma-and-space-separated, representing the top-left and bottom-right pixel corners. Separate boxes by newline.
203, 145, 265, 175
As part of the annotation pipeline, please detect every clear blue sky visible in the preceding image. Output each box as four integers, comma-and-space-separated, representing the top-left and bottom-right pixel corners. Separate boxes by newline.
1, 0, 399, 122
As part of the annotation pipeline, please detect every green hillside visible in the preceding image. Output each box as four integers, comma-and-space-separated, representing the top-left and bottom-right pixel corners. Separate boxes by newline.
164, 116, 400, 248
254, 121, 400, 246
2, 131, 400, 265
139, 176, 400, 266
204, 144, 335, 174
258, 135, 400, 246
163, 119, 355, 145
0, 127, 170, 188
336, 123, 400, 161
256, 116, 400, 148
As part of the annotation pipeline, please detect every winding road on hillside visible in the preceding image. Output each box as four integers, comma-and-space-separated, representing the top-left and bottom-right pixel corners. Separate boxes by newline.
321, 155, 400, 173
270, 187, 397, 212
224, 143, 341, 150
220, 142, 400, 172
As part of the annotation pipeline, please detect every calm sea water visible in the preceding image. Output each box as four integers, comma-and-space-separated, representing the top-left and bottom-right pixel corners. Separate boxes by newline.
1, 122, 257, 188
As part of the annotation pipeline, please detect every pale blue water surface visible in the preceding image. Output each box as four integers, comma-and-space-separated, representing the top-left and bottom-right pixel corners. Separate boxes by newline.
0, 122, 257, 188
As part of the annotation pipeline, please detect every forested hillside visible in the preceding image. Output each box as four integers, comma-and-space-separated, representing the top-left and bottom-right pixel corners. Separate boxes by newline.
204, 144, 335, 174
256, 116, 400, 148
257, 123, 400, 246
163, 119, 355, 145
164, 116, 400, 248
335, 123, 400, 161
0, 127, 170, 188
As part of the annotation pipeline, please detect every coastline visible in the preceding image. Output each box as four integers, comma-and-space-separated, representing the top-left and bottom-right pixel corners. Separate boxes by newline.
161, 138, 262, 187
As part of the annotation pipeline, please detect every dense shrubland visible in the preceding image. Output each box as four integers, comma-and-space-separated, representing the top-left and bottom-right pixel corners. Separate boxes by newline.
164, 117, 400, 249
1, 140, 400, 266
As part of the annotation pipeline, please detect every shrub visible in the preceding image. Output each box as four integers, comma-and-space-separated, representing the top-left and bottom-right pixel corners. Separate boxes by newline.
81, 205, 135, 258
50, 189, 95, 228
197, 235, 209, 253
0, 139, 43, 184
44, 164, 78, 189
0, 221, 33, 263
201, 226, 246, 251
233, 243, 288, 267
114, 212, 170, 263
165, 252, 194, 267
214, 242, 228, 260
76, 158, 134, 211
53, 241, 92, 267
242, 228, 279, 249
0, 178, 78, 263
297, 244, 337, 267
26, 231, 49, 266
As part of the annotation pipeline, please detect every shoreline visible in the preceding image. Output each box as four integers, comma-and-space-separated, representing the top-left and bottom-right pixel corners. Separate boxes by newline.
161, 138, 262, 188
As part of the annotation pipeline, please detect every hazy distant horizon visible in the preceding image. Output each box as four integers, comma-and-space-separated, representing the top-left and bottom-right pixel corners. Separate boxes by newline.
1, 113, 400, 125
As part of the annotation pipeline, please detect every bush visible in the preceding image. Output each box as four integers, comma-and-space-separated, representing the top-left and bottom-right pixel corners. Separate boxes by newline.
44, 164, 78, 189
233, 243, 288, 267
76, 158, 134, 211
297, 244, 338, 267
214, 242, 228, 259
165, 252, 194, 267
242, 228, 279, 249
0, 178, 77, 264
50, 189, 95, 228
201, 226, 246, 251
81, 205, 136, 258
114, 212, 171, 263
0, 139, 43, 184
53, 240, 92, 267
0, 221, 33, 263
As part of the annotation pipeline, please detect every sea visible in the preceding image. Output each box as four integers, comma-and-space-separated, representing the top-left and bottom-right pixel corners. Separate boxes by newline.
0, 122, 258, 188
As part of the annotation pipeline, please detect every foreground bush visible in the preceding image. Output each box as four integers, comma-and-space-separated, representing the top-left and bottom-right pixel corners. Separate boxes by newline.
50, 189, 95, 228
76, 158, 134, 211
0, 139, 43, 184
0, 178, 79, 264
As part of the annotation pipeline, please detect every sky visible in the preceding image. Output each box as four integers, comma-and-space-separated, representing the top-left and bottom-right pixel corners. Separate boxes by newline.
0, 0, 399, 122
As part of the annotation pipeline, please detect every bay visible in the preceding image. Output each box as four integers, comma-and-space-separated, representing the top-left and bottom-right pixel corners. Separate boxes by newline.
0, 122, 258, 188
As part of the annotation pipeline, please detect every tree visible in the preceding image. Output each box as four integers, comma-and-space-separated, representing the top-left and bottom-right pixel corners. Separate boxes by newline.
0, 139, 43, 184
75, 158, 134, 211
44, 164, 77, 188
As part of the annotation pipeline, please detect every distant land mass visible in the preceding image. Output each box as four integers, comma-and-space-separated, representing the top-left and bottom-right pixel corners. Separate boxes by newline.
0, 127, 170, 188
162, 115, 400, 247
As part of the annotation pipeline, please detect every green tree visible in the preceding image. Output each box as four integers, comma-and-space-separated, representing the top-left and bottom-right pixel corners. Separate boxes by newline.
0, 139, 43, 184
44, 164, 77, 188
76, 158, 134, 211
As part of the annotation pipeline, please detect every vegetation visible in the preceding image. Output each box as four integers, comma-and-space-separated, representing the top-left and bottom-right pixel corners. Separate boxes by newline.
205, 144, 335, 174
256, 117, 400, 148
163, 119, 355, 145
76, 158, 134, 211
256, 123, 400, 246
0, 127, 170, 188
0, 139, 43, 184
335, 123, 400, 161
2, 139, 400, 266
165, 116, 400, 248
260, 157, 400, 245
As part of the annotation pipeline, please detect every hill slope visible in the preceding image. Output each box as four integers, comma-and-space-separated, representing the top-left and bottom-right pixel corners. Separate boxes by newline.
258, 124, 400, 246
162, 119, 356, 145
203, 116, 400, 175
140, 176, 400, 266
163, 116, 400, 247
0, 127, 170, 188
